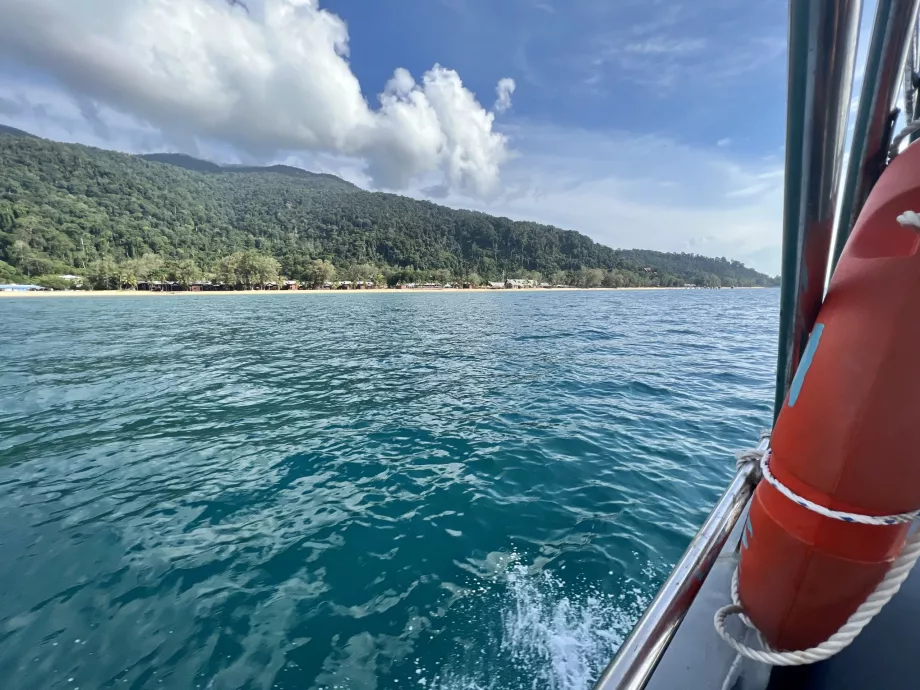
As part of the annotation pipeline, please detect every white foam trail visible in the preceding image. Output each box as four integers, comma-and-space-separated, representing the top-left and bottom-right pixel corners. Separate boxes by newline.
501, 566, 638, 690
436, 562, 651, 690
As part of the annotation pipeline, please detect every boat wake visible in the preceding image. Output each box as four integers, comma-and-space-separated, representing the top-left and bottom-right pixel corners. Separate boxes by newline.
433, 561, 651, 690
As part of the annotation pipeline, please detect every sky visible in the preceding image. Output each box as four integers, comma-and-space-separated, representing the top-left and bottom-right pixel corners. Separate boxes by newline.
0, 0, 865, 275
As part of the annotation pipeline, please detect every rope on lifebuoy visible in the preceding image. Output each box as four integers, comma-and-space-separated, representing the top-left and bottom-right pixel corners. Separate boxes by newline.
888, 120, 920, 159
715, 441, 920, 674
758, 450, 920, 525
896, 210, 920, 229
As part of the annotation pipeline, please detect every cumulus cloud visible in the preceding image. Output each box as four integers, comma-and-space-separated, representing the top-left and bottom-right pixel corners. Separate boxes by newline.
0, 0, 513, 197
494, 78, 516, 113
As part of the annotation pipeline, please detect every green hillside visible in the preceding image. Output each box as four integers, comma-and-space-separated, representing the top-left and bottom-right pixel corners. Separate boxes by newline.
0, 127, 779, 289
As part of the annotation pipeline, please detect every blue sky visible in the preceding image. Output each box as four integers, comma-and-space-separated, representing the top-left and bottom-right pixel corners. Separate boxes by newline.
0, 0, 865, 275
330, 0, 788, 150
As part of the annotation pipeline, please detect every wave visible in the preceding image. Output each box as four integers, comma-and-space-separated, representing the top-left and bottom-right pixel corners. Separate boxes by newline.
433, 559, 650, 690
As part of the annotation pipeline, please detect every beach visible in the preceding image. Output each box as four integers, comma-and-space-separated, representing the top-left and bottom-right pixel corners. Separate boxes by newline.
0, 286, 741, 298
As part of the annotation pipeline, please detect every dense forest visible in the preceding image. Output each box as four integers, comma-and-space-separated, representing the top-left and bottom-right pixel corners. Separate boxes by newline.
0, 128, 779, 289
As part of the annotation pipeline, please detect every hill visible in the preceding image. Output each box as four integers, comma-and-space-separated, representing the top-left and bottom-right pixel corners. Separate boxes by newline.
139, 153, 223, 173
0, 124, 38, 138
138, 153, 361, 188
0, 125, 778, 289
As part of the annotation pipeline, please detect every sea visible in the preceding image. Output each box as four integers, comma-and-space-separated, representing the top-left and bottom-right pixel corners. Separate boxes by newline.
0, 289, 778, 690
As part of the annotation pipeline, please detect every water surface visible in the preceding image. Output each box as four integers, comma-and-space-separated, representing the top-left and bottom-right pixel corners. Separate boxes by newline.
0, 289, 778, 690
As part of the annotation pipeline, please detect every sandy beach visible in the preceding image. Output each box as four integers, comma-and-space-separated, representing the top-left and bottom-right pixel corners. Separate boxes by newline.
0, 286, 731, 298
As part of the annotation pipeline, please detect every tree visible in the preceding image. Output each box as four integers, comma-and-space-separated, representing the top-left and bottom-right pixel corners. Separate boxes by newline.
0, 259, 24, 284
280, 253, 312, 282
0, 201, 14, 232
236, 251, 280, 288
570, 267, 604, 288
236, 251, 261, 288
167, 258, 202, 287
87, 257, 121, 290
602, 271, 620, 288
215, 252, 242, 287
34, 275, 72, 290
122, 253, 163, 282
467, 272, 483, 286
428, 268, 452, 284
693, 272, 722, 288
343, 262, 377, 283
254, 254, 280, 288
304, 259, 336, 287
6, 239, 61, 276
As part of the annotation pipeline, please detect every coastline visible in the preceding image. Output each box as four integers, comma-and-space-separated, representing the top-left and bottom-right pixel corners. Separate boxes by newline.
0, 286, 764, 298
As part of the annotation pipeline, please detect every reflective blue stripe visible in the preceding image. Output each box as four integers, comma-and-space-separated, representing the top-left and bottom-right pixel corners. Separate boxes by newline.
788, 323, 824, 407
741, 515, 753, 550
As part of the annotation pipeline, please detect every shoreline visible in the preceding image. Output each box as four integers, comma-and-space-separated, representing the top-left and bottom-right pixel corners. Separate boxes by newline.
0, 286, 765, 298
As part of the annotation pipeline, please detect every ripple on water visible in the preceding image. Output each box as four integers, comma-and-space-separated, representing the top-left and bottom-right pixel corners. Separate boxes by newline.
0, 289, 778, 689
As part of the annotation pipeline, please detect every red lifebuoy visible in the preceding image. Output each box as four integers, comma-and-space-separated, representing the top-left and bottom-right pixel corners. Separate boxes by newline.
737, 140, 920, 652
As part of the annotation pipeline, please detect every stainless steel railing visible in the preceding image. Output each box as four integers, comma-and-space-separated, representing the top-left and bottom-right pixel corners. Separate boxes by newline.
592, 438, 766, 690
832, 0, 920, 272
773, 0, 862, 419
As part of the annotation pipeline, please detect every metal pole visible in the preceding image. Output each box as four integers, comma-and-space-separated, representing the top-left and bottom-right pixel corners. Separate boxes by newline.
774, 0, 863, 420
909, 24, 920, 142
905, 27, 917, 124
832, 0, 920, 273
592, 439, 766, 690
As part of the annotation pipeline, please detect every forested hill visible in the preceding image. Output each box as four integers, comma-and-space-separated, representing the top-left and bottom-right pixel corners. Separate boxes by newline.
138, 153, 360, 188
0, 127, 779, 288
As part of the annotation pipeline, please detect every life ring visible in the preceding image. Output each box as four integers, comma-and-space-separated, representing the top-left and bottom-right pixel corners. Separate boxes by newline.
737, 139, 920, 651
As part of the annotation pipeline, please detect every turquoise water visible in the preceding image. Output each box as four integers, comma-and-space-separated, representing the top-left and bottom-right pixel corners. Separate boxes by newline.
0, 290, 778, 690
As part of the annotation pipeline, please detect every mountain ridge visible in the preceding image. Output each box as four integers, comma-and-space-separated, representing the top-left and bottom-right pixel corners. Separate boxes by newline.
138, 152, 360, 188
0, 124, 778, 288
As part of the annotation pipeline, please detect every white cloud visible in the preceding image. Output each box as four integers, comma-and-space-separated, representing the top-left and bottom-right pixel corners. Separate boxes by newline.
717, 137, 732, 147
494, 78, 516, 113
0, 0, 512, 197
579, 3, 786, 93
623, 38, 707, 55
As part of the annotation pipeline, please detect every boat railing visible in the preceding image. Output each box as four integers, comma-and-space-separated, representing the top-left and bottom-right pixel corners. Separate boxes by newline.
592, 437, 766, 690
832, 0, 920, 271
772, 0, 861, 419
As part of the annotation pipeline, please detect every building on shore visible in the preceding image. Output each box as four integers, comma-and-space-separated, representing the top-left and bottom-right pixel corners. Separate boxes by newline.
137, 280, 183, 292
506, 279, 537, 289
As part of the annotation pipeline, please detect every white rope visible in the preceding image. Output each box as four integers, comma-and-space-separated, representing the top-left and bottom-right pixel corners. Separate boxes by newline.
888, 119, 920, 159
734, 429, 771, 471
715, 440, 920, 669
715, 529, 920, 666
897, 210, 920, 229
759, 450, 920, 525
719, 650, 744, 690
